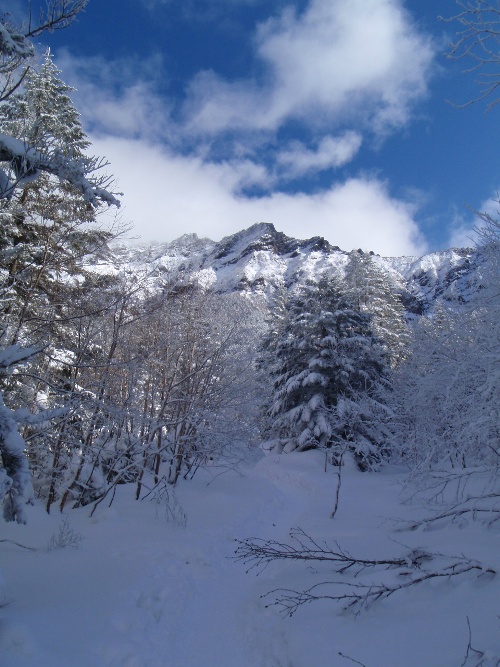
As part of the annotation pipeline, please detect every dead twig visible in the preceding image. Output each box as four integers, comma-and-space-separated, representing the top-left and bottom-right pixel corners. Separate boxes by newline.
0, 538, 37, 551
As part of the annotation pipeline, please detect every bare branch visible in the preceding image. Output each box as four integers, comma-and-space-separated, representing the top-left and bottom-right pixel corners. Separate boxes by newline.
0, 2, 88, 102
396, 493, 500, 531
234, 527, 434, 574
460, 615, 500, 666
234, 528, 495, 617
330, 444, 348, 518
442, 1, 500, 108
0, 538, 37, 550
264, 560, 495, 617
25, 0, 89, 38
338, 652, 368, 667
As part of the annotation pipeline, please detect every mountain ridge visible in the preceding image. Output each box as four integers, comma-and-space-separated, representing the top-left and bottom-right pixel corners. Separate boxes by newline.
107, 222, 479, 314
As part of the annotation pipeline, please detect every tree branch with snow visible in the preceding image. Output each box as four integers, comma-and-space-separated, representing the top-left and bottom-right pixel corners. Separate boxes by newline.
0, 134, 121, 206
234, 527, 496, 617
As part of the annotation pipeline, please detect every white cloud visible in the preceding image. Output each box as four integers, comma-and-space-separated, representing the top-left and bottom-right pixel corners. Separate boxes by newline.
52, 0, 435, 168
45, 1, 434, 257
447, 214, 476, 249
53, 51, 173, 143
185, 0, 435, 135
94, 136, 426, 257
448, 194, 500, 248
276, 132, 362, 178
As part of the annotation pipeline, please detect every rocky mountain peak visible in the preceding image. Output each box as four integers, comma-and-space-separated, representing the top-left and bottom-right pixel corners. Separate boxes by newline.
102, 224, 480, 314
210, 222, 340, 264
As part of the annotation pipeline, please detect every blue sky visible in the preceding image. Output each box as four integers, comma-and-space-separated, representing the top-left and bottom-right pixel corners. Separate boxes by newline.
7, 0, 500, 256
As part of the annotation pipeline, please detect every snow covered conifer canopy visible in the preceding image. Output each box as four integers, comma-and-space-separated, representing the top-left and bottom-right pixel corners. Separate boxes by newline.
0, 133, 121, 206
0, 1, 119, 525
0, 2, 120, 207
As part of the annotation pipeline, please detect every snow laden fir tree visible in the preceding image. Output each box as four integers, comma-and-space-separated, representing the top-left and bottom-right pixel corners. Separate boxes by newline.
344, 249, 410, 367
0, 33, 119, 522
260, 277, 391, 469
0, 49, 114, 348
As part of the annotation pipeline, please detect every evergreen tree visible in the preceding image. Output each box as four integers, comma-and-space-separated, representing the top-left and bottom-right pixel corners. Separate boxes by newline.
262, 277, 390, 468
0, 49, 112, 348
0, 7, 118, 206
344, 250, 409, 367
0, 51, 116, 519
0, 2, 119, 524
0, 49, 90, 157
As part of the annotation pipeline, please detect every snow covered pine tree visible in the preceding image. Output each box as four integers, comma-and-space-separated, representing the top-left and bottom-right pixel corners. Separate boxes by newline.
0, 3, 120, 522
344, 249, 409, 367
261, 277, 390, 469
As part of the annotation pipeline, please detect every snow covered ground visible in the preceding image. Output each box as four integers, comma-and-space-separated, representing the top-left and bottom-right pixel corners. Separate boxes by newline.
0, 450, 498, 667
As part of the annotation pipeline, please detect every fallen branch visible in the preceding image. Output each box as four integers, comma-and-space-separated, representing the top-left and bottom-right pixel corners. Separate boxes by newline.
234, 528, 496, 617
234, 527, 433, 574
0, 538, 37, 551
264, 560, 494, 616
396, 493, 500, 531
338, 651, 368, 667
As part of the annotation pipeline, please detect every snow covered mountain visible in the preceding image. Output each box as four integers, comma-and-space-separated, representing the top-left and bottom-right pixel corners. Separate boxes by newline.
107, 222, 480, 314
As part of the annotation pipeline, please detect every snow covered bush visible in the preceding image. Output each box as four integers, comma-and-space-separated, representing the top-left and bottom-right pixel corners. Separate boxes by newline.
388, 232, 499, 473
0, 350, 35, 523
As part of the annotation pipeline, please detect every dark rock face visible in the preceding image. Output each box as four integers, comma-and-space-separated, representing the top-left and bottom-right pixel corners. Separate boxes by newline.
211, 223, 335, 261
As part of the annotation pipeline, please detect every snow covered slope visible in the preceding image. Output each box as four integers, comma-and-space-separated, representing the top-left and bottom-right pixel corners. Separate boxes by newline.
108, 223, 480, 314
1, 451, 498, 667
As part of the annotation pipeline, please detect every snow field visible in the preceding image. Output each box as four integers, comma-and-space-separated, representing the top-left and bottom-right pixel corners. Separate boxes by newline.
0, 450, 499, 667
